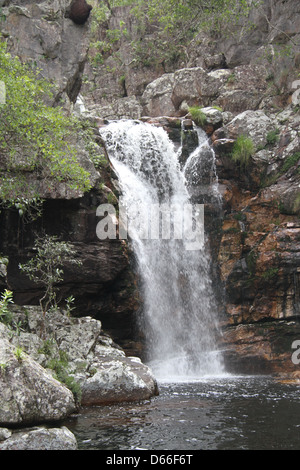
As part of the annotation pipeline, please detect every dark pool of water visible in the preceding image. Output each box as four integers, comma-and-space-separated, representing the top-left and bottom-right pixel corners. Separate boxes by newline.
64, 375, 300, 450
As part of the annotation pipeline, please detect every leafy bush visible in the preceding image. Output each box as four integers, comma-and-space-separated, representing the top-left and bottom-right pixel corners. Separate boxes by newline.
46, 350, 82, 405
0, 40, 91, 208
88, 0, 253, 73
281, 152, 300, 174
188, 106, 207, 127
0, 289, 14, 326
266, 128, 280, 146
231, 135, 255, 169
261, 268, 279, 280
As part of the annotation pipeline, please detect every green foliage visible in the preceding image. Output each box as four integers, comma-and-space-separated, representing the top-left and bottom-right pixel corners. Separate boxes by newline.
14, 346, 25, 362
231, 135, 254, 169
261, 267, 279, 280
227, 73, 236, 84
46, 350, 82, 405
2, 197, 44, 224
38, 338, 57, 357
19, 235, 82, 317
0, 363, 7, 374
64, 295, 76, 316
188, 106, 207, 127
261, 152, 300, 187
266, 128, 280, 146
80, 120, 108, 169
281, 153, 300, 174
90, 2, 110, 32
0, 40, 91, 208
129, 0, 253, 36
0, 255, 8, 266
0, 289, 14, 326
38, 340, 82, 403
0, 289, 26, 335
88, 0, 254, 73
0, 7, 6, 22
233, 211, 246, 221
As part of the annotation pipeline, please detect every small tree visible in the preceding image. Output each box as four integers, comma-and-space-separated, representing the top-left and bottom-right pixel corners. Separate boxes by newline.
19, 235, 82, 318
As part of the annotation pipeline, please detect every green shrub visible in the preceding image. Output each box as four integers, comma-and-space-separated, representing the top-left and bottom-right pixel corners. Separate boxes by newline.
188, 106, 207, 127
281, 152, 300, 174
0, 289, 13, 326
266, 128, 280, 146
47, 351, 82, 405
14, 346, 25, 362
231, 135, 255, 169
88, 0, 254, 82
260, 152, 300, 188
261, 267, 279, 280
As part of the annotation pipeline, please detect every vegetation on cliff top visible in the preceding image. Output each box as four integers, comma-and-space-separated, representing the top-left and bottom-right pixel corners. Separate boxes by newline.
89, 0, 255, 70
0, 40, 92, 211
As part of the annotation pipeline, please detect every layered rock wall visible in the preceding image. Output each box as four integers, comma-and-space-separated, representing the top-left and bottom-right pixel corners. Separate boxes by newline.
78, 1, 300, 376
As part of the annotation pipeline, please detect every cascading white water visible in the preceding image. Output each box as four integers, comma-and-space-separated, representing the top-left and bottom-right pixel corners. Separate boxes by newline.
99, 120, 224, 381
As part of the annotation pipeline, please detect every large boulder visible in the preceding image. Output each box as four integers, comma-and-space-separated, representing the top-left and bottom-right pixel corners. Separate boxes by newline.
5, 307, 159, 407
141, 73, 175, 117
89, 96, 143, 120
171, 67, 205, 109
0, 426, 77, 450
0, 324, 76, 426
81, 356, 158, 405
140, 64, 271, 118
221, 110, 275, 148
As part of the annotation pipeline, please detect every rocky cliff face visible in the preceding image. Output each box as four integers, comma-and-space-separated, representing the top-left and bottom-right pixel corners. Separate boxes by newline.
79, 0, 300, 377
1, 0, 90, 105
213, 109, 300, 375
0, 0, 140, 353
0, 0, 299, 378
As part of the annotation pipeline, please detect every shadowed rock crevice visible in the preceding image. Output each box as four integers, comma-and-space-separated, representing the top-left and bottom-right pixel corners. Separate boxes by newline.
67, 0, 92, 25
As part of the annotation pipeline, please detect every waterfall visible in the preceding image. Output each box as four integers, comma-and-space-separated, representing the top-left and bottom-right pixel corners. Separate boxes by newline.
99, 120, 224, 381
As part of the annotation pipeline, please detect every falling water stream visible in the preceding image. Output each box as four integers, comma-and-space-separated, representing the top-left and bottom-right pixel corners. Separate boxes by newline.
63, 120, 300, 451
99, 119, 224, 380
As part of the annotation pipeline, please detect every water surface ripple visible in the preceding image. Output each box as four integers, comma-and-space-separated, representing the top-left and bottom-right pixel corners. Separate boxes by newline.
65, 376, 300, 450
